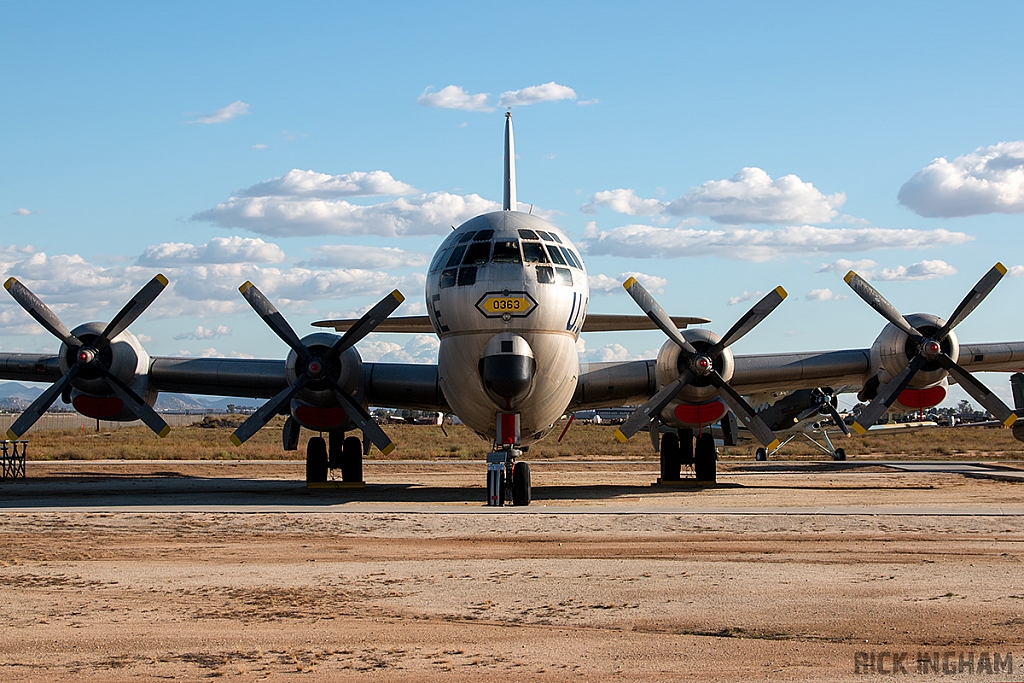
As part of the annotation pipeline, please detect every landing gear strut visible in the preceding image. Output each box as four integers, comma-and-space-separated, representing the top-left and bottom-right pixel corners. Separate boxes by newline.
486, 448, 531, 506
325, 431, 363, 482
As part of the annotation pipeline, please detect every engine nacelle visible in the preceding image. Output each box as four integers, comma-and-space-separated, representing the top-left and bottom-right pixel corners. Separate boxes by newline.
59, 322, 156, 421
286, 332, 363, 431
868, 313, 958, 391
656, 328, 734, 428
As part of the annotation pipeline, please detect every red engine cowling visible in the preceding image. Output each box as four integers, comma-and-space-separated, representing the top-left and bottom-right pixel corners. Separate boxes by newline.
286, 332, 363, 431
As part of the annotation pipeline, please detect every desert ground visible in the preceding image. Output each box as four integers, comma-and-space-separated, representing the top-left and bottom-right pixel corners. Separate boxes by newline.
1, 423, 1023, 681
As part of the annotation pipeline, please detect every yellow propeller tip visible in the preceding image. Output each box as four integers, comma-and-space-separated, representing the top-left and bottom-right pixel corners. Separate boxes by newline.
1003, 413, 1018, 428
766, 439, 781, 451
381, 443, 396, 456
5, 429, 19, 440
229, 434, 243, 447
157, 425, 171, 438
3, 277, 15, 291
391, 290, 405, 304
613, 428, 628, 443
774, 286, 788, 299
622, 277, 637, 290
155, 274, 169, 286
843, 271, 857, 284
238, 281, 253, 294
851, 422, 867, 435
995, 262, 1007, 275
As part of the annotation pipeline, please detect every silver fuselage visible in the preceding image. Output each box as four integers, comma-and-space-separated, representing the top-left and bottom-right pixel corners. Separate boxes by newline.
425, 211, 589, 445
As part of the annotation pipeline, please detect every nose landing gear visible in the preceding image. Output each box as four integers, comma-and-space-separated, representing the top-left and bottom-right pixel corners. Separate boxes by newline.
486, 412, 531, 506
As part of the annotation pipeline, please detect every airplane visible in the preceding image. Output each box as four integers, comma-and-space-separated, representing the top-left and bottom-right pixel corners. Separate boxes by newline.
3, 112, 1023, 506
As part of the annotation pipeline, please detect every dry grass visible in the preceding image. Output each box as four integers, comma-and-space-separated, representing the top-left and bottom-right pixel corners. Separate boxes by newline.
16, 415, 1024, 462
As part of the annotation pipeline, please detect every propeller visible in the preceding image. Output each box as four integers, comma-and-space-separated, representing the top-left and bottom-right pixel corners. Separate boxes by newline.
230, 282, 403, 455
4, 275, 171, 439
795, 388, 851, 436
845, 263, 1017, 433
613, 277, 785, 450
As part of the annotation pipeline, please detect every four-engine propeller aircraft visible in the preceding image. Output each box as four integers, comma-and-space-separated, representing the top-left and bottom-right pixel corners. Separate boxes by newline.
4, 113, 1024, 505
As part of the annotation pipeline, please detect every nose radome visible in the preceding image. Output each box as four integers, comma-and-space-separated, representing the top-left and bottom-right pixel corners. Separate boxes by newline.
480, 333, 536, 405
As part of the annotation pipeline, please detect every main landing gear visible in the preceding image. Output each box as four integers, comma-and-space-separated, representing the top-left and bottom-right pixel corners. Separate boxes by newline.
306, 430, 364, 483
659, 427, 717, 483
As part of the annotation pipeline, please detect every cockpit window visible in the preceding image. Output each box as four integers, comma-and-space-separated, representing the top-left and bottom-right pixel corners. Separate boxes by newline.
559, 247, 581, 269
522, 242, 548, 263
439, 268, 457, 288
444, 245, 467, 268
517, 229, 539, 240
491, 239, 522, 263
458, 266, 477, 286
457, 231, 476, 244
555, 267, 573, 286
536, 266, 554, 284
546, 244, 567, 266
462, 241, 490, 265
429, 247, 450, 272
536, 230, 553, 241
473, 229, 494, 241
548, 232, 563, 244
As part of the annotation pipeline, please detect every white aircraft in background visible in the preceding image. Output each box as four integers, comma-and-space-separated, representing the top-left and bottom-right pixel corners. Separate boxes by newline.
4, 113, 1022, 505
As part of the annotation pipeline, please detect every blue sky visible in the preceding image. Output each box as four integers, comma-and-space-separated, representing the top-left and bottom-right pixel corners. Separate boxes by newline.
3, 1, 1024, 408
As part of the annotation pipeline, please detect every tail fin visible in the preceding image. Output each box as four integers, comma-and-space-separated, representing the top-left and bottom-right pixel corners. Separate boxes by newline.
503, 111, 517, 211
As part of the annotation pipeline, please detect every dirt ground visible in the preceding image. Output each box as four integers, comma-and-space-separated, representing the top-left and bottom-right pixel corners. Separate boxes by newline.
1, 459, 1023, 681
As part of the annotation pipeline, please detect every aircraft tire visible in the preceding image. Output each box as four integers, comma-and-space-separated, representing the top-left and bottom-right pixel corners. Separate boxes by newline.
755, 447, 768, 461
342, 436, 363, 482
694, 433, 717, 483
660, 433, 681, 481
512, 461, 531, 506
833, 448, 846, 462
306, 437, 328, 483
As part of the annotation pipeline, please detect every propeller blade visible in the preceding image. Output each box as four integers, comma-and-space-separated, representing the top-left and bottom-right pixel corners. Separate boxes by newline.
230, 374, 310, 446
937, 354, 1018, 427
649, 417, 661, 452
5, 367, 79, 439
239, 281, 311, 362
623, 277, 698, 356
329, 384, 395, 455
99, 368, 170, 437
937, 263, 1006, 339
824, 403, 851, 436
4, 277, 81, 347
614, 371, 694, 442
796, 404, 820, 422
851, 355, 926, 434
709, 286, 787, 357
844, 271, 922, 340
708, 372, 780, 450
329, 289, 405, 357
97, 274, 168, 347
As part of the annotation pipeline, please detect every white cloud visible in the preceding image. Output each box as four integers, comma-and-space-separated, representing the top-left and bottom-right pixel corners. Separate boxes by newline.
666, 168, 846, 225
498, 82, 577, 107
588, 271, 667, 294
581, 189, 667, 216
173, 325, 231, 340
1009, 265, 1024, 277
805, 288, 846, 301
358, 334, 439, 364
898, 141, 1024, 217
575, 338, 654, 363
252, 143, 268, 150
583, 224, 972, 262
417, 85, 493, 112
817, 258, 958, 281
193, 191, 500, 237
728, 290, 765, 306
299, 245, 428, 270
239, 169, 415, 198
577, 99, 600, 106
12, 208, 33, 216
137, 237, 285, 265
189, 100, 250, 125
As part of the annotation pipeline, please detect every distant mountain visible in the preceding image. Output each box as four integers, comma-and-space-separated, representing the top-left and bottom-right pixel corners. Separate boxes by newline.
0, 382, 44, 401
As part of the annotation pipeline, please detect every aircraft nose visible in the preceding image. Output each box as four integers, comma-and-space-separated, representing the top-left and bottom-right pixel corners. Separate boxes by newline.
480, 333, 536, 405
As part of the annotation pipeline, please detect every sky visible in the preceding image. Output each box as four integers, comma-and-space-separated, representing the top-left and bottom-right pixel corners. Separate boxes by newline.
3, 1, 1024, 410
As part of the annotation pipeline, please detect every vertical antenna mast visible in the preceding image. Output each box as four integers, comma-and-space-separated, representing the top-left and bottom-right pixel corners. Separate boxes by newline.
503, 110, 517, 211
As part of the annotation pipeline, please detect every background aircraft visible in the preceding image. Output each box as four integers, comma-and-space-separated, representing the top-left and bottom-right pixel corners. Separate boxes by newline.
3, 115, 1024, 506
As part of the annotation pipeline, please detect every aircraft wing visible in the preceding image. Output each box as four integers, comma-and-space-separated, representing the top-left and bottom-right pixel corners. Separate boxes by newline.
571, 342, 1024, 410
311, 313, 710, 333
